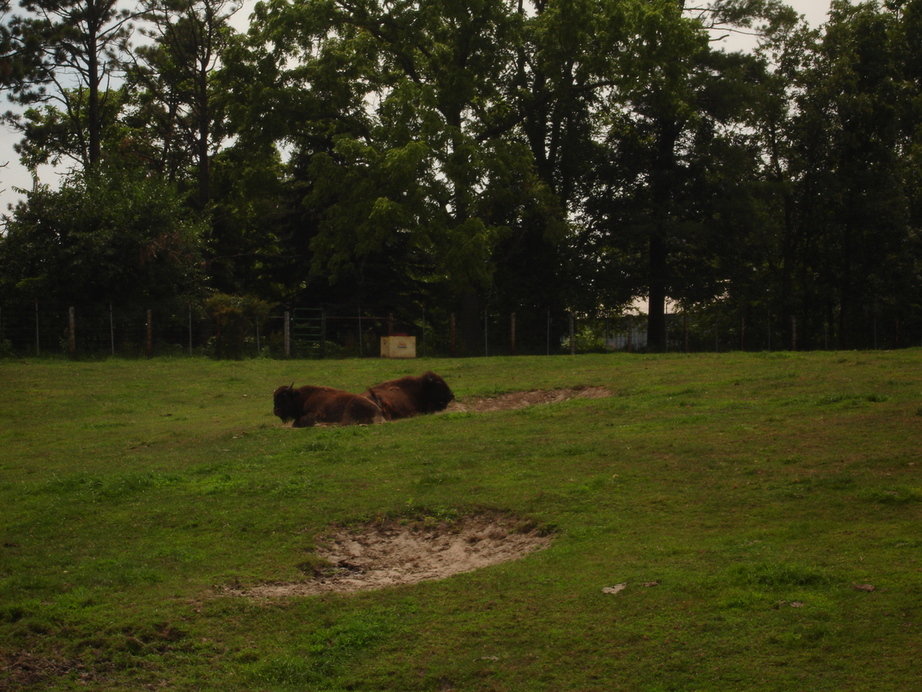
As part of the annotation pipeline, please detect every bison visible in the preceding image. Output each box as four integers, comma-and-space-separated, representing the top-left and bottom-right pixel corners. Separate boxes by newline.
273, 384, 383, 427
363, 371, 454, 420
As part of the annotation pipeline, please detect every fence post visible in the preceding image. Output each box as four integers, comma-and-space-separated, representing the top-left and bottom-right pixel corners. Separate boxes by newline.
510, 312, 516, 355
188, 304, 194, 355
68, 306, 76, 357
146, 309, 153, 358
283, 311, 291, 358
683, 312, 689, 353
358, 306, 363, 357
109, 303, 116, 356
450, 313, 457, 356
569, 312, 575, 355
790, 315, 797, 351
740, 313, 746, 351
35, 300, 40, 356
321, 310, 326, 358
546, 309, 551, 356
484, 309, 489, 357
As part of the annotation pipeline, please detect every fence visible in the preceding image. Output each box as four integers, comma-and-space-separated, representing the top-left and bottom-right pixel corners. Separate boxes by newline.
0, 302, 214, 358
0, 302, 412, 359
1, 300, 913, 359
0, 302, 571, 358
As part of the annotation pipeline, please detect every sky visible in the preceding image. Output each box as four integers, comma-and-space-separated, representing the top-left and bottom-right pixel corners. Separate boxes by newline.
0, 0, 833, 216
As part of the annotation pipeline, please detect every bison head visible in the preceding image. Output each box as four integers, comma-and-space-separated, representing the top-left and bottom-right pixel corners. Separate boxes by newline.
421, 371, 454, 413
273, 383, 300, 422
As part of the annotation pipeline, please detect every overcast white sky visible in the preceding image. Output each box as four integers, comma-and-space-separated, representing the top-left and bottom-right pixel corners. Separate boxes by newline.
0, 0, 833, 216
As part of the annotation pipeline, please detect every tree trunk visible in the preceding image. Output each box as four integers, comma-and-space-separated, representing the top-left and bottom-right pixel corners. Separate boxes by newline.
457, 289, 483, 355
647, 232, 668, 351
87, 25, 101, 168
196, 59, 210, 209
646, 117, 679, 352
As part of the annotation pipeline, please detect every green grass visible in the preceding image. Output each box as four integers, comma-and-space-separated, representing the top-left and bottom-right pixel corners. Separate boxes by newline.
1, 351, 920, 690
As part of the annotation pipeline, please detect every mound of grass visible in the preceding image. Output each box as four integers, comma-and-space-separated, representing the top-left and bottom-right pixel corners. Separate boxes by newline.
1, 350, 920, 690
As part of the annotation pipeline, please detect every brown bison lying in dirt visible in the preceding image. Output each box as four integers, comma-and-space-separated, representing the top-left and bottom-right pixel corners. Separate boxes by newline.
273, 384, 383, 427
363, 371, 454, 420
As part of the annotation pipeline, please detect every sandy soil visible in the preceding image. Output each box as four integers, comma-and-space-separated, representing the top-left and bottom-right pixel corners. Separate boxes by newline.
225, 514, 553, 598
447, 386, 612, 413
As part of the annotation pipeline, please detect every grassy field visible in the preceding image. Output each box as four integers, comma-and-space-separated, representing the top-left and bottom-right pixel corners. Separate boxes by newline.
1, 351, 920, 690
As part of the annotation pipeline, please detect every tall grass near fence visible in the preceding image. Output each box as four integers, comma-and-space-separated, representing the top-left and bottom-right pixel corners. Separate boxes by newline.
1, 352, 920, 690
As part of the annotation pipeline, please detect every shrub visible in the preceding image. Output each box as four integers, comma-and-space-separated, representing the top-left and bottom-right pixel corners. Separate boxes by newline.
204, 293, 271, 359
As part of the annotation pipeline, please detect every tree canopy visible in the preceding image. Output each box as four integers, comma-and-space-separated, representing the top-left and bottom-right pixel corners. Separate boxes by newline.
2, 0, 920, 353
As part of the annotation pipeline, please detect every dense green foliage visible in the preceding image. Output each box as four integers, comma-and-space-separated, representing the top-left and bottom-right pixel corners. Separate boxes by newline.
2, 0, 921, 352
0, 352, 920, 689
0, 165, 205, 306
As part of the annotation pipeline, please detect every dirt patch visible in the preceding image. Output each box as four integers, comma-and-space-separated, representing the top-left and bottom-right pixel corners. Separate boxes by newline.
448, 386, 612, 413
0, 650, 92, 689
225, 514, 553, 599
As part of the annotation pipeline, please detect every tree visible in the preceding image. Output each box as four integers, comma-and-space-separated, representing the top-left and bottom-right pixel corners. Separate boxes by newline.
4, 0, 138, 171
0, 163, 205, 308
226, 0, 548, 348
11, 84, 131, 174
743, 6, 817, 348
578, 0, 808, 351
789, 0, 914, 348
1, 0, 43, 91
582, 0, 714, 351
130, 0, 241, 208
498, 0, 633, 332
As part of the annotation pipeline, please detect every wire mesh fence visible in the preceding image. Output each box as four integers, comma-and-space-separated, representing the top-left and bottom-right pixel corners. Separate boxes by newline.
1, 299, 911, 359
0, 302, 208, 358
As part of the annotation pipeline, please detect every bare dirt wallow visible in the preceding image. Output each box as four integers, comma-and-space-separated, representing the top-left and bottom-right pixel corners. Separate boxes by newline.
446, 386, 612, 414
225, 514, 553, 598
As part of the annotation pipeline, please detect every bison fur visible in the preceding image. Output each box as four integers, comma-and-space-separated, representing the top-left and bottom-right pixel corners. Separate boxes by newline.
363, 371, 454, 420
273, 384, 383, 427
